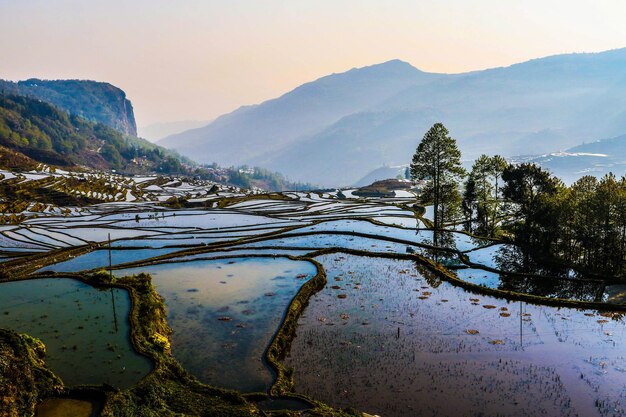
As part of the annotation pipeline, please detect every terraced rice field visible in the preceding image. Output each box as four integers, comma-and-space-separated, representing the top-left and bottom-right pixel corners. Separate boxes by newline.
2, 171, 624, 416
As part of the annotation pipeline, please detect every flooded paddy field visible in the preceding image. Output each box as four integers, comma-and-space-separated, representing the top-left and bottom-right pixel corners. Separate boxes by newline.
285, 254, 626, 417
0, 278, 152, 388
1, 177, 625, 417
40, 248, 184, 272
119, 257, 317, 392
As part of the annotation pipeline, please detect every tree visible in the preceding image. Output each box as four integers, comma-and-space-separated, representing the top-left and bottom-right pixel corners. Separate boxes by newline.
489, 155, 509, 230
410, 123, 465, 230
463, 154, 509, 236
101, 143, 122, 170
502, 163, 562, 248
462, 175, 477, 232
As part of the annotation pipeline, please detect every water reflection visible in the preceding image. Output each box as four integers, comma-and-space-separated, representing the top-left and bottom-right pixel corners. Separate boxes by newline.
286, 254, 626, 417
0, 278, 152, 388
119, 257, 316, 392
458, 244, 610, 302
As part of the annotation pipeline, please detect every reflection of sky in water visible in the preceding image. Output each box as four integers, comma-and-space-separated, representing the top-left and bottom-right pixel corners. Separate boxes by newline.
40, 248, 183, 272
454, 268, 501, 287
0, 278, 152, 388
120, 257, 316, 392
245, 234, 423, 254
464, 244, 508, 267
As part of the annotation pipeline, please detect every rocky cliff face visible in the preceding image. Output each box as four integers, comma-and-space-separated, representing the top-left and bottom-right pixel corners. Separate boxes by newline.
0, 78, 137, 136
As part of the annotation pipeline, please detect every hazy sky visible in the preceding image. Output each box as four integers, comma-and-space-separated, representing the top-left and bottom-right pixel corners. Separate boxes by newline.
2, 0, 626, 128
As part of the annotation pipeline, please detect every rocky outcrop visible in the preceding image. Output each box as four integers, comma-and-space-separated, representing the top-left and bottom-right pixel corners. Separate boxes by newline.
0, 78, 137, 136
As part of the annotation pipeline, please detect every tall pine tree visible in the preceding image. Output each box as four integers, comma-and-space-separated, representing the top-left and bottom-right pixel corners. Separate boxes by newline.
410, 123, 465, 230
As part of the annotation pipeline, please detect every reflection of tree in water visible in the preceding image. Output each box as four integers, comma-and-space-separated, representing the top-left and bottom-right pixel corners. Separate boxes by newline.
494, 245, 606, 301
423, 230, 459, 265
495, 245, 551, 275
469, 235, 493, 248
414, 263, 442, 288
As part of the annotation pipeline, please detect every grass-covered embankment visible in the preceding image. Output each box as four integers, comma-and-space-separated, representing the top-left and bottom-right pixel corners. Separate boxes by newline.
0, 329, 63, 417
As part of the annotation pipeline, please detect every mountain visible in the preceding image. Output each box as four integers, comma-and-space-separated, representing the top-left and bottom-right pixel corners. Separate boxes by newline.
0, 94, 179, 174
522, 134, 626, 183
0, 79, 137, 136
0, 94, 315, 191
353, 165, 408, 187
140, 120, 211, 142
160, 60, 444, 166
163, 47, 626, 186
570, 134, 626, 156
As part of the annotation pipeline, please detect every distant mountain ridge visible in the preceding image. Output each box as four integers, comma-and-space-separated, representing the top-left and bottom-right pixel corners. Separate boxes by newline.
160, 60, 444, 166
0, 78, 137, 136
520, 134, 626, 183
162, 47, 626, 186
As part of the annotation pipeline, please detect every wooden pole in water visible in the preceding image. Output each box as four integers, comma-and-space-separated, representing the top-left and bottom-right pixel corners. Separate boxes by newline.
108, 233, 113, 282
519, 300, 522, 348
109, 233, 118, 333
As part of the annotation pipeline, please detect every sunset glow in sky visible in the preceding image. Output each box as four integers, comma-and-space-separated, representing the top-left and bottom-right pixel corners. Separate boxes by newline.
2, 0, 626, 127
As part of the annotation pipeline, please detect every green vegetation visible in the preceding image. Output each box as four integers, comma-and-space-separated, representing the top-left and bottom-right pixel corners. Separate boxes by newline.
412, 126, 626, 278
0, 92, 315, 192
223, 165, 315, 192
0, 329, 63, 417
463, 154, 509, 237
0, 79, 137, 136
503, 169, 626, 277
461, 159, 626, 278
0, 94, 181, 174
410, 123, 466, 230
353, 179, 411, 198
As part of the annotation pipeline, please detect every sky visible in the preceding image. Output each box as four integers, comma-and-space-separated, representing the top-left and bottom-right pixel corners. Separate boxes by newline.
2, 0, 626, 129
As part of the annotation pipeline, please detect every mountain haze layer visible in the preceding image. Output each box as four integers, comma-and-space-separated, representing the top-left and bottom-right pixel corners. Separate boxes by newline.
160, 60, 443, 166
141, 120, 211, 142
163, 48, 626, 186
521, 134, 626, 184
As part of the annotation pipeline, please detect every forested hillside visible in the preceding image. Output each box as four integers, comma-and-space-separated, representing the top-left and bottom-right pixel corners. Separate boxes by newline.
0, 94, 182, 174
0, 79, 137, 135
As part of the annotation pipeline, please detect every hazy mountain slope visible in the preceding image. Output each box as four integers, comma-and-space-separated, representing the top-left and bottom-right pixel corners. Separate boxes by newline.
271, 48, 626, 185
515, 134, 626, 184
375, 48, 626, 154
160, 60, 444, 165
254, 109, 441, 186
569, 134, 626, 156
141, 120, 211, 142
0, 79, 137, 136
163, 47, 626, 186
